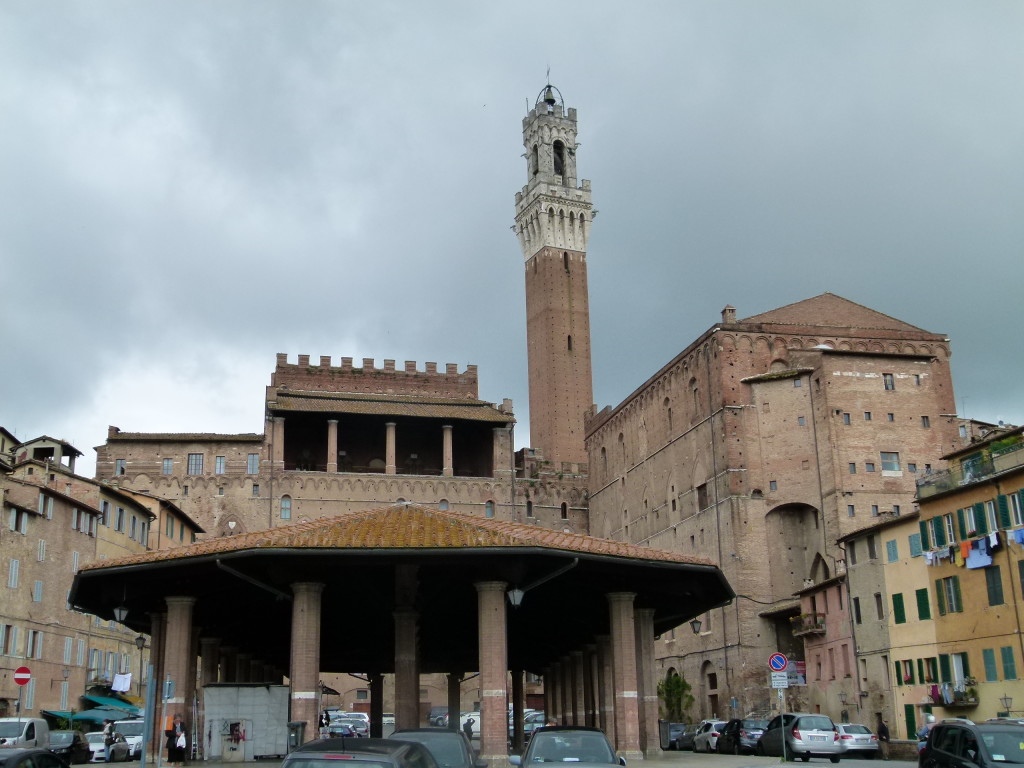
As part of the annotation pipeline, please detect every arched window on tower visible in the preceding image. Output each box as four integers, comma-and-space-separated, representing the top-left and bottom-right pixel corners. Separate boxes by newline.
553, 140, 565, 176
563, 252, 570, 272
531, 145, 539, 176
280, 495, 292, 520
485, 500, 495, 518
560, 502, 568, 520
526, 500, 534, 518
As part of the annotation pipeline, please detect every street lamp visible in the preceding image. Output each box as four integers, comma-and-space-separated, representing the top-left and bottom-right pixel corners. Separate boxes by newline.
690, 619, 702, 634
1000, 694, 1013, 712
135, 635, 147, 696
113, 604, 129, 623
838, 691, 848, 705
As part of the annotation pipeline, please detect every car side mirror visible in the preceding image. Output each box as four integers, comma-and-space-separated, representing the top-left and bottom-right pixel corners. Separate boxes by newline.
509, 756, 522, 766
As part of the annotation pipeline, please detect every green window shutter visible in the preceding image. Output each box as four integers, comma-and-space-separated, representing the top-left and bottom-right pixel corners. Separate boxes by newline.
934, 517, 947, 546
975, 502, 988, 535
983, 649, 998, 682
939, 654, 951, 683
916, 588, 931, 620
986, 566, 1004, 606
892, 593, 906, 624
952, 575, 963, 612
936, 578, 947, 616
1019, 560, 1024, 596
957, 508, 967, 540
997, 495, 1011, 528
919, 520, 931, 549
917, 658, 925, 684
1001, 647, 1017, 680
895, 660, 904, 686
961, 651, 971, 677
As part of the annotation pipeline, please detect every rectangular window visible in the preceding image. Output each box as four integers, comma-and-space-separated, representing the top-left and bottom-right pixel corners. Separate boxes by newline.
187, 453, 204, 475
45, 497, 53, 519
986, 500, 998, 531
63, 637, 73, 664
944, 513, 956, 543
852, 596, 862, 624
909, 533, 922, 557
72, 552, 79, 572
887, 412, 895, 422
881, 451, 901, 471
793, 378, 802, 387
843, 412, 851, 425
864, 412, 872, 421
129, 515, 137, 541
166, 516, 174, 537
922, 415, 931, 427
849, 463, 857, 474
215, 456, 226, 475
101, 500, 110, 526
797, 416, 806, 426
937, 575, 963, 614
849, 541, 858, 565
908, 462, 918, 473
871, 504, 879, 516
37, 540, 46, 561
893, 504, 901, 516
892, 593, 906, 624
8, 560, 19, 589
916, 588, 931, 620
27, 629, 43, 659
162, 458, 173, 475
115, 507, 125, 532
984, 649, 998, 682
32, 581, 42, 602
183, 485, 188, 497
1012, 493, 1024, 526
1002, 647, 1017, 680
38, 492, 45, 514
866, 462, 876, 472
867, 536, 877, 559
697, 483, 709, 509
115, 459, 126, 475
247, 454, 259, 474
886, 540, 898, 562
252, 484, 260, 497
986, 566, 1004, 606
883, 373, 895, 390
874, 592, 884, 620
847, 504, 855, 517
915, 374, 922, 386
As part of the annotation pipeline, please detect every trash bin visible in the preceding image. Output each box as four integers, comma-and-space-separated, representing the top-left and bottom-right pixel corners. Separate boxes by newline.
658, 720, 671, 751
288, 721, 307, 750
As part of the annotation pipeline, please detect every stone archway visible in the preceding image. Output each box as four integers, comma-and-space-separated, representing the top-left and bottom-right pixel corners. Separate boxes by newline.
764, 503, 820, 599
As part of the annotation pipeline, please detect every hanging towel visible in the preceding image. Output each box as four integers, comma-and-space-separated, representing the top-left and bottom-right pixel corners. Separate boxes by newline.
924, 551, 935, 565
111, 672, 132, 692
966, 543, 993, 569
1014, 528, 1024, 545
989, 531, 1000, 549
960, 541, 972, 559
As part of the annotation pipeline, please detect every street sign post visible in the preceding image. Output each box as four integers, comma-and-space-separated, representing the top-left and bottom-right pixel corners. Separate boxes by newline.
13, 667, 30, 685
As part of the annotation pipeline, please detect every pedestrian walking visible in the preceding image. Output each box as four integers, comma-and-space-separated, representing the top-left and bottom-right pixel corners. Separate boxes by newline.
877, 717, 890, 760
102, 720, 115, 763
463, 718, 475, 741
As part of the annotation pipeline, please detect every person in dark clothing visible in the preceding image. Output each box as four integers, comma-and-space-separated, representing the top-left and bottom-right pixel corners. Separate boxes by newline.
166, 713, 187, 766
876, 718, 890, 760
463, 718, 475, 741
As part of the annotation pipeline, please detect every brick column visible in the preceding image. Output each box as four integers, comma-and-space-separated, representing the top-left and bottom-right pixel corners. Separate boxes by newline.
635, 608, 660, 756
271, 417, 285, 469
162, 597, 196, 759
608, 593, 642, 760
147, 612, 167, 762
219, 646, 237, 683
447, 672, 462, 731
492, 427, 512, 481
585, 644, 598, 727
200, 637, 220, 686
475, 581, 508, 765
289, 582, 324, 744
572, 651, 586, 726
386, 422, 397, 475
597, 635, 614, 742
327, 420, 338, 473
545, 666, 560, 725
393, 607, 419, 729
442, 425, 453, 477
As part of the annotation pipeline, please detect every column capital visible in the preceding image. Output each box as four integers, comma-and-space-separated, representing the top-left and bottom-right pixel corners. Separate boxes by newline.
165, 595, 197, 609
327, 419, 338, 424
291, 582, 325, 597
606, 591, 636, 605
474, 580, 508, 594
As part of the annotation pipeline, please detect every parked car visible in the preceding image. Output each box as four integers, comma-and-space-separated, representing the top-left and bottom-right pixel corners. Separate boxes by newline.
111, 720, 145, 760
673, 723, 700, 751
666, 723, 687, 750
0, 748, 65, 768
335, 718, 369, 737
283, 738, 440, 768
757, 713, 840, 763
428, 708, 449, 728
835, 723, 878, 759
321, 723, 357, 739
510, 727, 623, 767
390, 728, 486, 768
693, 720, 728, 753
0, 718, 50, 749
921, 719, 1024, 768
48, 731, 92, 765
510, 712, 546, 742
84, 733, 131, 763
717, 718, 768, 755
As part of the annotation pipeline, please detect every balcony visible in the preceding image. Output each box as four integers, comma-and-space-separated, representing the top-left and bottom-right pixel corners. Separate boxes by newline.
790, 612, 826, 636
917, 441, 1024, 498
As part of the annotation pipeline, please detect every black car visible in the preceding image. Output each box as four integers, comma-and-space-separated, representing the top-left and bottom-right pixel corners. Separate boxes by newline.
673, 723, 700, 751
0, 749, 66, 768
283, 738, 440, 768
49, 731, 92, 765
389, 728, 486, 768
920, 720, 1024, 768
667, 723, 687, 750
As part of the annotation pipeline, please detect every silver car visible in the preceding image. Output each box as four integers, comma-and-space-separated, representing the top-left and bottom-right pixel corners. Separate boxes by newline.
758, 713, 841, 763
836, 723, 878, 758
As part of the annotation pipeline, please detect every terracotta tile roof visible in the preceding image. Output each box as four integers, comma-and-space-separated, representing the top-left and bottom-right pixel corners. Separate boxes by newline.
80, 504, 715, 570
268, 390, 513, 423
740, 292, 932, 333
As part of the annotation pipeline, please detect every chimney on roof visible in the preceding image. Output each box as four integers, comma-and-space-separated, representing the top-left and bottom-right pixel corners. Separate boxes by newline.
722, 305, 737, 324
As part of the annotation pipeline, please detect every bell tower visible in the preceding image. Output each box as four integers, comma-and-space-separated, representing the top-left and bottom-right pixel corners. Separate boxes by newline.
514, 84, 594, 467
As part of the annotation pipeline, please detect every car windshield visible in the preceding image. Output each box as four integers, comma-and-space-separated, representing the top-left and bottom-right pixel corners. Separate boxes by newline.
0, 724, 23, 738
743, 720, 768, 730
116, 722, 144, 737
842, 725, 871, 735
528, 731, 616, 763
797, 717, 834, 731
287, 760, 392, 768
87, 733, 105, 744
391, 733, 468, 768
981, 730, 1024, 764
51, 733, 75, 745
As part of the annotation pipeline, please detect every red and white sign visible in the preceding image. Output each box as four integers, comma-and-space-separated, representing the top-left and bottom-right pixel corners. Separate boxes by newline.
13, 666, 31, 686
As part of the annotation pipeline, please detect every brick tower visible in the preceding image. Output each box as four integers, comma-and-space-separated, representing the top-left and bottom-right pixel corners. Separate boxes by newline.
514, 84, 594, 467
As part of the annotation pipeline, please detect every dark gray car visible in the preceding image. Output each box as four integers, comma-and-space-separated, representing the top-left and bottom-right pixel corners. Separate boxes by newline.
390, 728, 485, 768
921, 720, 1024, 768
284, 738, 440, 768
510, 727, 623, 767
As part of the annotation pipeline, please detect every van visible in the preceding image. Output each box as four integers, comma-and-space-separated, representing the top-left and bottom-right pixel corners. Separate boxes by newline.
0, 717, 50, 748
113, 718, 146, 758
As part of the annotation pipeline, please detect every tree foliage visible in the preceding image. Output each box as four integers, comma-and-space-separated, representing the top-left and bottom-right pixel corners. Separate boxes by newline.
657, 672, 694, 721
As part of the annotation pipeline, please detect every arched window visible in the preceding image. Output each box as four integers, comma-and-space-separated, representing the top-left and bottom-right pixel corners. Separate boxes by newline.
560, 502, 568, 520
280, 495, 292, 520
567, 335, 573, 351
526, 500, 534, 517
438, 499, 449, 511
553, 140, 565, 176
531, 145, 539, 176
485, 500, 495, 518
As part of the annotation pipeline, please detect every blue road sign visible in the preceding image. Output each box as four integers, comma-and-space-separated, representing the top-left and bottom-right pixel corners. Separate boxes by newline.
768, 652, 788, 671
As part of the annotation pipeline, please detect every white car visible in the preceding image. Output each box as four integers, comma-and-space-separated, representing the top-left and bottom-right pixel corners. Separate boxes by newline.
693, 720, 728, 753
459, 712, 481, 738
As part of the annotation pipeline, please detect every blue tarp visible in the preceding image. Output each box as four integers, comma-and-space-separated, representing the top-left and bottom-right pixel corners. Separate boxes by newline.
81, 696, 139, 715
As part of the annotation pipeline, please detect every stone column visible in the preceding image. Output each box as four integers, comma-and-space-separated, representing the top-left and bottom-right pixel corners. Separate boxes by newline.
394, 607, 419, 729
162, 597, 196, 758
635, 608, 660, 756
147, 612, 167, 762
608, 593, 642, 760
289, 582, 325, 744
475, 581, 509, 765
327, 420, 339, 473
369, 673, 384, 738
492, 426, 513, 481
219, 646, 237, 683
585, 644, 598, 727
597, 636, 614, 743
386, 422, 397, 474
200, 637, 220, 686
442, 425, 454, 477
447, 672, 463, 731
572, 651, 586, 726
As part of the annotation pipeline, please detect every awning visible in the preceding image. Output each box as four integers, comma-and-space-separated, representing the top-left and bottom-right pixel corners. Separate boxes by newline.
81, 696, 140, 715
42, 710, 73, 720
71, 707, 131, 722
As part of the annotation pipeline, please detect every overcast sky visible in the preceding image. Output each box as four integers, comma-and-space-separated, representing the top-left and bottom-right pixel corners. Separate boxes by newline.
2, 1, 1022, 476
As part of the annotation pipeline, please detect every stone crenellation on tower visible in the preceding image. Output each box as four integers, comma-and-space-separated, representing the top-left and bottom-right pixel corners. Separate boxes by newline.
271, 353, 480, 399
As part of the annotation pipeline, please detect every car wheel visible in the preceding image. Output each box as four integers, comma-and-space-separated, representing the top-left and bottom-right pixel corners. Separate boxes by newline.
830, 757, 841, 764
756, 744, 766, 756
801, 754, 810, 762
